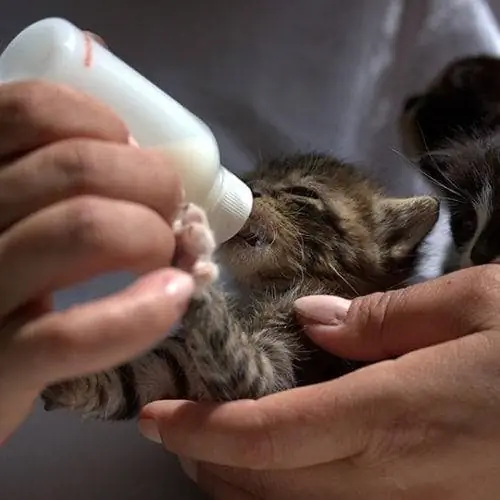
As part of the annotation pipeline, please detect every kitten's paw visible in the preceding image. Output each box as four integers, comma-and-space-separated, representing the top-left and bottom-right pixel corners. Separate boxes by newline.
174, 203, 216, 258
192, 260, 220, 288
42, 379, 95, 414
173, 203, 219, 291
41, 375, 115, 419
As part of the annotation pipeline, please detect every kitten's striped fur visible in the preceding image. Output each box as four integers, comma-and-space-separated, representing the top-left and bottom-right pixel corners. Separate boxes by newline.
41, 154, 439, 420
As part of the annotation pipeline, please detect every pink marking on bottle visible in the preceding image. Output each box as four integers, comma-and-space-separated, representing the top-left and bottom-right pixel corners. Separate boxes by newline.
83, 31, 93, 67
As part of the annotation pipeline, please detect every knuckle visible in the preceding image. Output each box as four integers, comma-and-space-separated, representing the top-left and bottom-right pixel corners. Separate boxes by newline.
0, 81, 76, 116
238, 430, 274, 468
31, 318, 82, 380
146, 151, 184, 220
462, 265, 500, 329
63, 196, 109, 250
350, 291, 397, 351
234, 407, 279, 469
349, 371, 425, 468
52, 140, 99, 195
0, 81, 51, 119
467, 264, 500, 304
151, 150, 182, 193
358, 403, 423, 467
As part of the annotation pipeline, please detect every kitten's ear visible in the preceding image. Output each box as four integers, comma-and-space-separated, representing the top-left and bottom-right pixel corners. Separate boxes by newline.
375, 196, 439, 258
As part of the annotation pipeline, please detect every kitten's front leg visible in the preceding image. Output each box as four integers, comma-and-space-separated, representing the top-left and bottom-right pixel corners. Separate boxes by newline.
40, 340, 192, 420
40, 203, 219, 420
41, 370, 126, 419
169, 204, 297, 400
172, 202, 219, 291
180, 287, 297, 401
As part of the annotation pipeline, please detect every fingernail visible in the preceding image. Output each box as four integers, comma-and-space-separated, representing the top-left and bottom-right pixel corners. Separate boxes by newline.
138, 418, 162, 444
179, 457, 198, 483
128, 135, 139, 147
294, 295, 351, 326
164, 272, 195, 307
83, 31, 108, 48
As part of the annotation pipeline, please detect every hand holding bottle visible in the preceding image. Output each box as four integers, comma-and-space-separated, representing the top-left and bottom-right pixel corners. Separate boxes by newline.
0, 80, 194, 444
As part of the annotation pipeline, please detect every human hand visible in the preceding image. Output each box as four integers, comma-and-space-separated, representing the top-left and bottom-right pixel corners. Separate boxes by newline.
138, 265, 500, 499
0, 81, 193, 443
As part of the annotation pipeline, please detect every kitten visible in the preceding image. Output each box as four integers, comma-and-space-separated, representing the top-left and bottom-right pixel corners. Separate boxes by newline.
41, 153, 438, 420
400, 55, 500, 270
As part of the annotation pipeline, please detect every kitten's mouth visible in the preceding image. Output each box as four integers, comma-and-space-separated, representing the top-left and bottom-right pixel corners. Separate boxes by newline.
235, 226, 269, 247
224, 203, 273, 250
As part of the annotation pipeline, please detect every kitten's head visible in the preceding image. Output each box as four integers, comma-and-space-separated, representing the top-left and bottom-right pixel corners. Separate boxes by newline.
418, 138, 500, 268
400, 55, 500, 156
218, 153, 438, 297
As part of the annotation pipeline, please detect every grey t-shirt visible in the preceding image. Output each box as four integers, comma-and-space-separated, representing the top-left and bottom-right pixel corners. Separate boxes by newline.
2, 1, 500, 499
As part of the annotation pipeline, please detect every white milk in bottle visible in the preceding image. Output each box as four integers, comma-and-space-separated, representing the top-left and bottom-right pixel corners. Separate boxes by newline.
0, 17, 253, 244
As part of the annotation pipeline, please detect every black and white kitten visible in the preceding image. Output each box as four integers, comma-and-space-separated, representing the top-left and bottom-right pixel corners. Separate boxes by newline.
401, 55, 500, 271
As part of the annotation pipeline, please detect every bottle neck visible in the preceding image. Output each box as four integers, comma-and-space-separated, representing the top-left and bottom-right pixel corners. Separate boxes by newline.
203, 166, 253, 245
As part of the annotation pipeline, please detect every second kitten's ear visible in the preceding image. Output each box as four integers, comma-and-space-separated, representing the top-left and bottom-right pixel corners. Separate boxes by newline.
375, 196, 439, 258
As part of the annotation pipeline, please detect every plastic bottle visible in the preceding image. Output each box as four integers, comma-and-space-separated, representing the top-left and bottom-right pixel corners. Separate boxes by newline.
0, 17, 253, 245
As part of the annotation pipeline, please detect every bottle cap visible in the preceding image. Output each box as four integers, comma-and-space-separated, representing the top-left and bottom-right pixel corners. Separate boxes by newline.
206, 167, 253, 245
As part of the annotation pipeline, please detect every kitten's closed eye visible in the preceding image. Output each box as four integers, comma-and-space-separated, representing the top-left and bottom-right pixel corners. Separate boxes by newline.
282, 186, 320, 199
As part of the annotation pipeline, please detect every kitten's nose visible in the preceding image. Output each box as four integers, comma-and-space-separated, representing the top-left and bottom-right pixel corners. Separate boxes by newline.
250, 186, 264, 198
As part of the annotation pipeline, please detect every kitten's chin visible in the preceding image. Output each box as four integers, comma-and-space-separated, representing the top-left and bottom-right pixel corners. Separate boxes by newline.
231, 230, 270, 249
219, 237, 268, 267
222, 221, 272, 254
218, 230, 273, 282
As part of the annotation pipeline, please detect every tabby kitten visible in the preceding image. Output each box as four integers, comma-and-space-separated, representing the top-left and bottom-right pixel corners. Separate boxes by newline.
42, 154, 438, 420
401, 55, 500, 270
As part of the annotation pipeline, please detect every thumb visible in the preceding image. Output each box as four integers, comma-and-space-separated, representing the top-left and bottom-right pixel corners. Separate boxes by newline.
294, 265, 500, 361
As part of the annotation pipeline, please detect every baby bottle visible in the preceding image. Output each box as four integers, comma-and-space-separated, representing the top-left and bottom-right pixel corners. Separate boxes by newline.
0, 17, 253, 245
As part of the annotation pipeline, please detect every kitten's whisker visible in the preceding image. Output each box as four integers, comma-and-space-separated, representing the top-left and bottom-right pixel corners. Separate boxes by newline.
414, 124, 466, 198
440, 195, 466, 205
391, 148, 465, 201
391, 148, 416, 169
417, 122, 432, 157
438, 166, 464, 196
328, 262, 358, 296
418, 167, 465, 200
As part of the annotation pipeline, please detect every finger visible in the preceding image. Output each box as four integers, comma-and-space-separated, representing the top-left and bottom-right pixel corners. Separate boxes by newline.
197, 466, 260, 500
0, 196, 176, 317
139, 327, 494, 471
0, 139, 182, 229
139, 331, 500, 471
0, 385, 39, 446
0, 81, 128, 159
0, 297, 52, 442
198, 463, 271, 500
199, 461, 357, 500
2, 268, 194, 385
139, 363, 390, 469
294, 265, 500, 360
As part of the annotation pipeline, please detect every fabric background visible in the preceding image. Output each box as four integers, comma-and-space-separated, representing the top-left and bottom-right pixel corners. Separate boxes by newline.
1, 1, 500, 498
